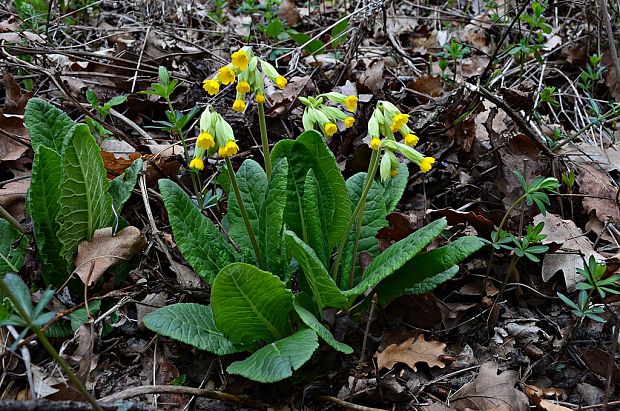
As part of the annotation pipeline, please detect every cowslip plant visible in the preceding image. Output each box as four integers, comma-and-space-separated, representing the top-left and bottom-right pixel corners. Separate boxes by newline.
0, 98, 142, 287
145, 91, 483, 382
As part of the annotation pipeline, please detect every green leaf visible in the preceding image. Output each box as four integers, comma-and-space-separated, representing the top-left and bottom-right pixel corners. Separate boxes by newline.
265, 19, 283, 38
143, 303, 239, 355
302, 169, 328, 266
382, 162, 408, 213
69, 300, 101, 331
211, 263, 295, 345
375, 236, 484, 304
293, 297, 352, 354
259, 159, 289, 278
341, 172, 388, 288
344, 218, 448, 300
56, 124, 113, 265
24, 98, 75, 153
286, 30, 326, 54
227, 328, 319, 383
109, 158, 143, 214
285, 231, 347, 311
159, 179, 239, 283
227, 159, 267, 255
0, 220, 27, 275
271, 130, 350, 251
27, 146, 66, 285
1, 273, 32, 317
330, 18, 348, 48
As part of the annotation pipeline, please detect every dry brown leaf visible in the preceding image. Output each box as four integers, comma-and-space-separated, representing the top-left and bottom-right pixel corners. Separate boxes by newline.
0, 113, 29, 162
450, 361, 529, 411
577, 164, 620, 226
74, 226, 146, 286
0, 178, 30, 221
525, 384, 571, 411
561, 142, 620, 173
278, 0, 300, 26
360, 60, 386, 92
533, 213, 603, 291
375, 334, 446, 371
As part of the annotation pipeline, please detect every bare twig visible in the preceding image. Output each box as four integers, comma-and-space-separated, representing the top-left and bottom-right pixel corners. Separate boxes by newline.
99, 385, 266, 409
316, 395, 387, 411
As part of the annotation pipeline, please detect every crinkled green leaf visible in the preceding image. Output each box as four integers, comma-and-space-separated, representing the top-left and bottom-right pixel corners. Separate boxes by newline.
271, 130, 350, 251
211, 263, 294, 345
110, 158, 143, 214
302, 169, 328, 266
227, 328, 318, 383
293, 297, 352, 354
259, 159, 289, 279
159, 179, 239, 283
376, 236, 484, 304
24, 98, 75, 153
0, 220, 27, 275
143, 303, 239, 355
227, 159, 267, 254
344, 218, 447, 300
285, 231, 346, 311
27, 146, 67, 285
57, 124, 113, 266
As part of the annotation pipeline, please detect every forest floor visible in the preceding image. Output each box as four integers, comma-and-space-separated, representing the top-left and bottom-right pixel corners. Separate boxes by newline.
1, 0, 620, 410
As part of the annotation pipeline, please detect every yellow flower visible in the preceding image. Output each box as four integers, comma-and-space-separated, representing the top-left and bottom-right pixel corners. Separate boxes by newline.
236, 81, 251, 94
219, 140, 239, 157
197, 132, 215, 150
370, 137, 381, 150
275, 76, 287, 89
324, 123, 337, 137
344, 116, 355, 128
390, 113, 410, 132
231, 49, 249, 71
390, 168, 398, 177
255, 94, 266, 104
232, 99, 246, 112
404, 133, 419, 146
217, 66, 236, 85
190, 157, 204, 170
344, 95, 358, 111
202, 79, 220, 95
419, 157, 435, 173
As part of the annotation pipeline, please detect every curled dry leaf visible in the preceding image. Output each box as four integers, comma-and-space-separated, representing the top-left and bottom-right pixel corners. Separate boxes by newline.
533, 213, 603, 291
0, 178, 30, 221
375, 334, 446, 372
0, 113, 29, 162
450, 361, 529, 411
74, 226, 146, 286
525, 385, 571, 411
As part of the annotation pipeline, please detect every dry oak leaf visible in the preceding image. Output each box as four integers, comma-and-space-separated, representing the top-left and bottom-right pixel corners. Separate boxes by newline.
576, 164, 620, 226
74, 226, 146, 286
533, 213, 603, 291
450, 361, 529, 411
375, 334, 446, 372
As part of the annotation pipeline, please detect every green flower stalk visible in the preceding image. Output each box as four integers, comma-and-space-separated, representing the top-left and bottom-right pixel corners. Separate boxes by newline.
190, 107, 261, 265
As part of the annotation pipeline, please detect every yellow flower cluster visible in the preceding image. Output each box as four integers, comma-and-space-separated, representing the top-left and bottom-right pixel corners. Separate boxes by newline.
202, 47, 288, 112
190, 106, 239, 171
367, 101, 435, 180
300, 92, 358, 138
